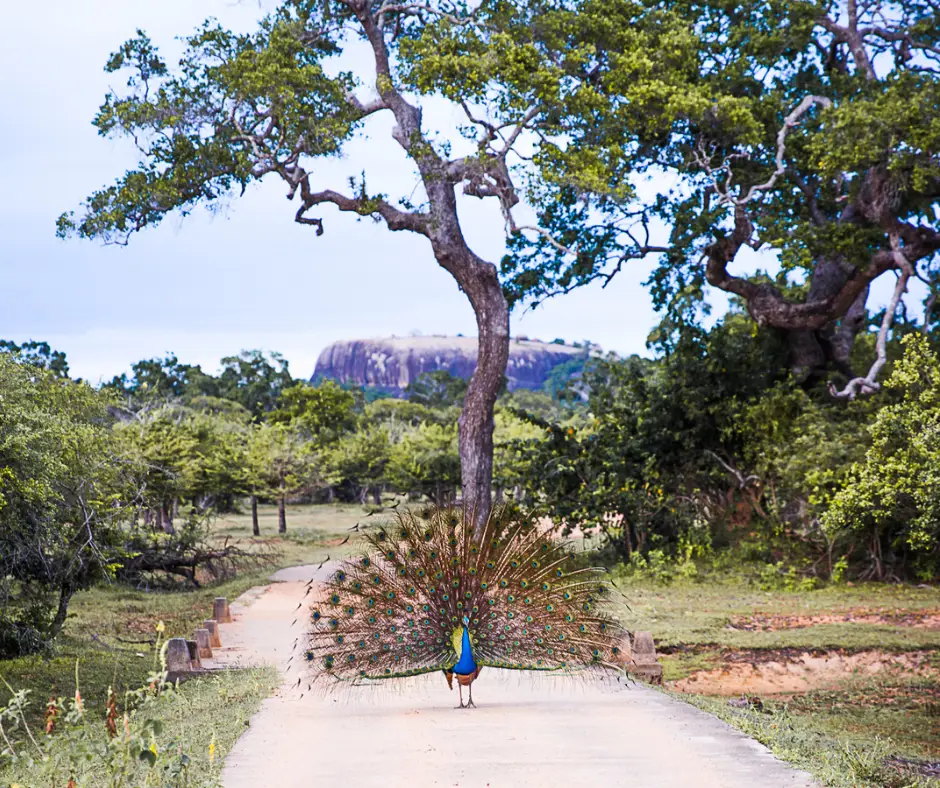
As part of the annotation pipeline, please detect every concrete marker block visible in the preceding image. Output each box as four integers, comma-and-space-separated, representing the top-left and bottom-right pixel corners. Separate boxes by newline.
213, 597, 233, 623
195, 628, 213, 659
165, 638, 193, 681
204, 619, 222, 648
186, 639, 202, 669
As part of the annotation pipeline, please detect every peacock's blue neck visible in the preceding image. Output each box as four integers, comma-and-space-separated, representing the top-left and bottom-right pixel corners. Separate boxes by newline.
453, 625, 477, 675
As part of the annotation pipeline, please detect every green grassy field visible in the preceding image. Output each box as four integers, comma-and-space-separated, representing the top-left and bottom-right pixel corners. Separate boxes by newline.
613, 573, 939, 786
1, 504, 937, 786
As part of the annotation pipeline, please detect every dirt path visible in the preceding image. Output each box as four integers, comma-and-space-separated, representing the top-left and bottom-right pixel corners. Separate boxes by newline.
213, 565, 818, 788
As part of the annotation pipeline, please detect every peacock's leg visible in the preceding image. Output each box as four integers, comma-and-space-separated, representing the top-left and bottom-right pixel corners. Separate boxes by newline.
456, 683, 465, 709
466, 683, 476, 709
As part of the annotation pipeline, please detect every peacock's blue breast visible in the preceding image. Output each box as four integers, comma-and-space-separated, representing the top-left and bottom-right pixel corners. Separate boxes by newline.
453, 626, 477, 675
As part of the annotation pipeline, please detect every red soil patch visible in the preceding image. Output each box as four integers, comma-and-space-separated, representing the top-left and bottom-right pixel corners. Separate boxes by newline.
670, 649, 936, 696
729, 609, 940, 631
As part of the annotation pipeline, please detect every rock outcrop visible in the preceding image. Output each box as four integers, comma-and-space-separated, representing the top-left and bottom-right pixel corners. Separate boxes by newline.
313, 336, 586, 394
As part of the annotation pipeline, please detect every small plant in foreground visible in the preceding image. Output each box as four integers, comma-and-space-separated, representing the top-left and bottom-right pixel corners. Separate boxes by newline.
0, 629, 208, 787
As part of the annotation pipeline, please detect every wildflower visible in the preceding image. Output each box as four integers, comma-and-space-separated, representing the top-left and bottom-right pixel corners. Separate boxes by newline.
74, 689, 83, 715
208, 733, 217, 765
105, 686, 118, 739
44, 697, 58, 735
156, 620, 166, 634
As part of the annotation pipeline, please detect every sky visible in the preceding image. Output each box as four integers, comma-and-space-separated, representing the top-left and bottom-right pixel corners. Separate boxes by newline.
0, 0, 915, 385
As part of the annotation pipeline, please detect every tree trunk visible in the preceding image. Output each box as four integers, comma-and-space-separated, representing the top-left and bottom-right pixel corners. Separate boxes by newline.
326, 486, 335, 503
359, 486, 368, 505
142, 508, 153, 528
494, 485, 504, 504
250, 495, 260, 537
453, 264, 510, 530
160, 502, 175, 535
372, 486, 382, 506
48, 584, 74, 640
277, 494, 287, 534
785, 257, 870, 384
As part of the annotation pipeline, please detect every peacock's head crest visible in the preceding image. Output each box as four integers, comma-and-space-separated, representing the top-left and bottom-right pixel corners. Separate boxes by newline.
462, 615, 470, 627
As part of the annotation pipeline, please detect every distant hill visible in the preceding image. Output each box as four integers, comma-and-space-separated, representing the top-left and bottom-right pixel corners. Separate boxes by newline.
312, 336, 588, 394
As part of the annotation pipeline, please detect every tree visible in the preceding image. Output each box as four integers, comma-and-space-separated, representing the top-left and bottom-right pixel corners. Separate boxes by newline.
268, 380, 357, 442
387, 422, 461, 505
53, 1, 585, 522
0, 356, 125, 655
420, 0, 940, 388
322, 425, 393, 504
824, 334, 940, 579
218, 350, 296, 419
246, 422, 314, 533
404, 370, 469, 409
0, 339, 70, 378
105, 353, 221, 403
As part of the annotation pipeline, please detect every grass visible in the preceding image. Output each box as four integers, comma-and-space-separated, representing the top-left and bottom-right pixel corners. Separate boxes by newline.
0, 501, 374, 785
611, 570, 940, 786
0, 664, 278, 787
1, 503, 937, 786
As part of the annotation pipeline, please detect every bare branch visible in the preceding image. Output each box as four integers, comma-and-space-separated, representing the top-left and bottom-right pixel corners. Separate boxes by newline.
829, 234, 913, 399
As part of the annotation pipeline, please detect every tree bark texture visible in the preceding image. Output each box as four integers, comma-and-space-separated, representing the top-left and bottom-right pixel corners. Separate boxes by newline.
250, 495, 260, 537
160, 503, 175, 535
277, 493, 287, 534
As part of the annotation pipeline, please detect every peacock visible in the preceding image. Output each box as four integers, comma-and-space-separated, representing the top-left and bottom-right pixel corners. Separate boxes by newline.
304, 505, 629, 707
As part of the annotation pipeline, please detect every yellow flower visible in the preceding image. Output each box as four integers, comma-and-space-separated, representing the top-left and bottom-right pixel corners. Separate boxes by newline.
156, 620, 166, 634
209, 733, 217, 765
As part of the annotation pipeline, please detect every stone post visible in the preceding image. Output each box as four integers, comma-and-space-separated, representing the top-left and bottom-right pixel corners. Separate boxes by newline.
204, 619, 222, 648
186, 639, 202, 669
627, 631, 663, 685
165, 638, 193, 681
194, 628, 213, 658
213, 597, 232, 623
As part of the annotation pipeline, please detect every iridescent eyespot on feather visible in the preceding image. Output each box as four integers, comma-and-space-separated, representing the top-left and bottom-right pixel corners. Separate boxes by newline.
531, 560, 540, 569
304, 650, 314, 661
520, 580, 529, 589
368, 616, 376, 624
386, 551, 396, 561
507, 595, 516, 603
612, 646, 620, 655
336, 635, 345, 644
452, 579, 459, 588
523, 597, 531, 605
330, 594, 340, 604
346, 606, 355, 615
408, 587, 416, 595
442, 594, 450, 601
336, 572, 346, 582
499, 579, 508, 588
488, 599, 496, 606
565, 614, 574, 623
542, 582, 551, 591
398, 568, 407, 577
469, 567, 477, 575
486, 561, 495, 569
408, 549, 417, 558
480, 582, 488, 590
324, 656, 334, 668
558, 633, 566, 641
329, 619, 339, 628
525, 615, 533, 623
348, 654, 356, 662
387, 591, 396, 600
373, 576, 381, 584
510, 561, 519, 568
361, 557, 371, 567
406, 605, 414, 613
599, 623, 607, 631
555, 569, 564, 578
546, 604, 554, 612
312, 611, 321, 621
377, 531, 387, 542
507, 611, 515, 619
563, 592, 571, 600
353, 582, 362, 590
464, 591, 472, 599
400, 529, 409, 539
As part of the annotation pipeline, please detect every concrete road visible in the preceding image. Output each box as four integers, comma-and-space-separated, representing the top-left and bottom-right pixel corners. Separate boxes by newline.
213, 565, 817, 788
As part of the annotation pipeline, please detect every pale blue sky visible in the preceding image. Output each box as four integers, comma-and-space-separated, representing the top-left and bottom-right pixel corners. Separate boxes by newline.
0, 1, 911, 384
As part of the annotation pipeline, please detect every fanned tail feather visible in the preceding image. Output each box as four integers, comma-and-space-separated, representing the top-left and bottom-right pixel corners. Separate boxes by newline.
304, 505, 629, 683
